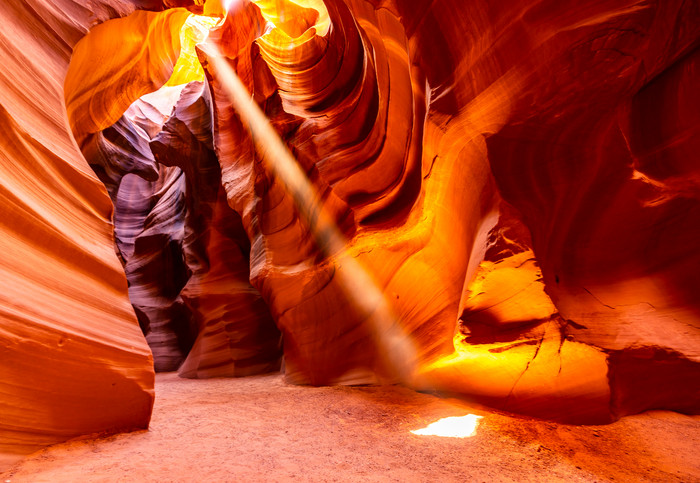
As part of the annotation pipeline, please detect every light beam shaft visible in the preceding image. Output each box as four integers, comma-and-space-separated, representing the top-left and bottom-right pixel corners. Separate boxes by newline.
202, 40, 417, 383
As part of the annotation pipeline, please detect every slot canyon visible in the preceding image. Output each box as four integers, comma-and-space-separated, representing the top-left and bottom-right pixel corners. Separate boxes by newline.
1, 0, 699, 480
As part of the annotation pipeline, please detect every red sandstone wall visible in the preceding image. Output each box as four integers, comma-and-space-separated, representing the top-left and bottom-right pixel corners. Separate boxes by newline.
1, 0, 698, 468
0, 0, 166, 469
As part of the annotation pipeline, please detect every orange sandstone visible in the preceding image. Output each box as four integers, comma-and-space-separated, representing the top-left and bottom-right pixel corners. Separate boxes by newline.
1, 0, 699, 470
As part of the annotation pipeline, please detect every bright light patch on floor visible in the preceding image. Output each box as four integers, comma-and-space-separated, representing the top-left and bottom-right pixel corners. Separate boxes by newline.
411, 415, 482, 438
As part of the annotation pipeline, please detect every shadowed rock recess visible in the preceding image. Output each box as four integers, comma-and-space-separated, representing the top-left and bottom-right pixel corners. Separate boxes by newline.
1, 0, 698, 468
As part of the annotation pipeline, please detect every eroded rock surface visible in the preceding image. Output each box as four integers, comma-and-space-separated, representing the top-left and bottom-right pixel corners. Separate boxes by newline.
204, 0, 699, 422
2, 0, 699, 469
0, 0, 163, 470
83, 78, 283, 375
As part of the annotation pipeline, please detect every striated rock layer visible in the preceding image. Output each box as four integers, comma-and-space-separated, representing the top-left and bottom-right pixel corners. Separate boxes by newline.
203, 0, 700, 422
1, 0, 699, 469
68, 8, 283, 376
83, 79, 283, 376
0, 0, 166, 470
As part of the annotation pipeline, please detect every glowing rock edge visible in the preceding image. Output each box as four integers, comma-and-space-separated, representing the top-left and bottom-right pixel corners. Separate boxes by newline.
1, 0, 698, 469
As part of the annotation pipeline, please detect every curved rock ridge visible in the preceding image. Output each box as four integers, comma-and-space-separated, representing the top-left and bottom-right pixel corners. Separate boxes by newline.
150, 82, 283, 378
81, 76, 283, 375
63, 6, 282, 376
202, 0, 700, 422
2, 0, 700, 467
442, 0, 700, 419
0, 0, 163, 470
65, 7, 192, 146
84, 87, 196, 372
205, 0, 532, 392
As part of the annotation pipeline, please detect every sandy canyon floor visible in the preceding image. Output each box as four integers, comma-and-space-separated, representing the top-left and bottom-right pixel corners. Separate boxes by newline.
2, 373, 699, 482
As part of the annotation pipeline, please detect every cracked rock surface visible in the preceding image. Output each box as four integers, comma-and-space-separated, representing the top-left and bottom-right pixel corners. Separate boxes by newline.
1, 0, 699, 467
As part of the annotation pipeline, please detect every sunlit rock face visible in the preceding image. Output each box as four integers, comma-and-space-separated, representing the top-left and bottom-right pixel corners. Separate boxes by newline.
206, 0, 700, 422
0, 0, 164, 469
1, 0, 699, 468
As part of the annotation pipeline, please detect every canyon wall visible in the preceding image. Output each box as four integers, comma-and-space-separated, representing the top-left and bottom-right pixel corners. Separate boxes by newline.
0, 0, 170, 469
205, 0, 699, 422
1, 0, 699, 468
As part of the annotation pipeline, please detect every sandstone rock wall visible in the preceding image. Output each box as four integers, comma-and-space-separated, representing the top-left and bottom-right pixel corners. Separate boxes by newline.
0, 0, 166, 470
206, 0, 699, 421
1, 0, 699, 469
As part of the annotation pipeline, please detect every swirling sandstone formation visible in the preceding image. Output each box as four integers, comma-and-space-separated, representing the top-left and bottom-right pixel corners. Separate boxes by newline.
0, 0, 166, 469
1, 0, 699, 468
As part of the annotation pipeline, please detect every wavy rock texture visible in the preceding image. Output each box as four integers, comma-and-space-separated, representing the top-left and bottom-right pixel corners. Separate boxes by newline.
441, 0, 700, 419
82, 74, 283, 375
0, 0, 166, 470
203, 0, 700, 422
85, 98, 195, 371
146, 81, 282, 378
1, 0, 699, 468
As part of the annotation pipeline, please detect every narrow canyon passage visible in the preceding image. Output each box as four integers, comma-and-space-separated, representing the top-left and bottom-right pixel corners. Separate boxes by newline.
2, 373, 699, 482
2, 0, 700, 475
